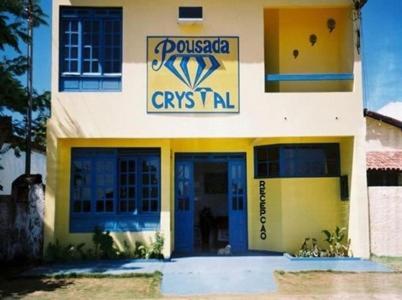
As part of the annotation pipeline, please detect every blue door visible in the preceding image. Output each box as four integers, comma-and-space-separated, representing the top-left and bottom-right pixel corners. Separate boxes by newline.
175, 160, 194, 254
228, 159, 248, 253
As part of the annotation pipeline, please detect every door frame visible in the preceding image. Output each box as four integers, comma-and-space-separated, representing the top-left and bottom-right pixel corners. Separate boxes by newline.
174, 152, 248, 255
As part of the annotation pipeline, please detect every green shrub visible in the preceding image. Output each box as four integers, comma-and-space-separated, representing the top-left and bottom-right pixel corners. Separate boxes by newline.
45, 240, 86, 262
92, 226, 119, 259
296, 226, 351, 258
118, 240, 133, 258
45, 230, 164, 262
297, 238, 321, 257
133, 233, 164, 259
134, 241, 147, 259
322, 226, 351, 257
147, 232, 164, 259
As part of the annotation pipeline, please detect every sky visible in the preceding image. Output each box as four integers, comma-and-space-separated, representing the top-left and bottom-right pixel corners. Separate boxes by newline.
32, 0, 52, 94
362, 0, 402, 112
3, 0, 402, 113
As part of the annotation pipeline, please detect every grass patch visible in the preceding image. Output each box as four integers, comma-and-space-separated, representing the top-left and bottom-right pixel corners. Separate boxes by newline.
0, 272, 162, 299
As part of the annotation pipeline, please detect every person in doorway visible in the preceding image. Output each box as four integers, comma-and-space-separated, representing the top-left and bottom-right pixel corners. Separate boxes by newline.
199, 206, 214, 251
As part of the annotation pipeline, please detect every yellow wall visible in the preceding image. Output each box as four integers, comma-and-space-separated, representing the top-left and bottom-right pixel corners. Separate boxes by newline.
46, 0, 370, 257
250, 179, 347, 253
265, 7, 353, 92
248, 137, 351, 254
50, 0, 363, 139
46, 136, 355, 257
49, 138, 173, 258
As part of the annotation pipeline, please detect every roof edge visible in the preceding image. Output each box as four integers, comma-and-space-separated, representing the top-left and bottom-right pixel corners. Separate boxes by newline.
364, 108, 402, 130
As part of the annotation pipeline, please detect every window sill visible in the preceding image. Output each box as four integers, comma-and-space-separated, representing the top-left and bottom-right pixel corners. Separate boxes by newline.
70, 213, 160, 233
254, 175, 340, 179
60, 75, 121, 92
62, 73, 122, 78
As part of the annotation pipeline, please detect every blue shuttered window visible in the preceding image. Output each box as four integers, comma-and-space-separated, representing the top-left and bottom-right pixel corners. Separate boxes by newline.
71, 158, 92, 213
61, 19, 80, 74
141, 158, 160, 212
254, 143, 340, 178
94, 156, 115, 213
70, 149, 160, 233
60, 7, 122, 91
119, 158, 137, 213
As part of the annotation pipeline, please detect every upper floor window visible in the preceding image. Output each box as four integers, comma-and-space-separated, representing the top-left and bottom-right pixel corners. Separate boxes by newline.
60, 7, 122, 92
255, 143, 340, 178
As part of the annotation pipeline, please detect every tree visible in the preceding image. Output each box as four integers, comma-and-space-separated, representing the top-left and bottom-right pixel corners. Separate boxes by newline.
0, 0, 49, 145
0, 0, 49, 190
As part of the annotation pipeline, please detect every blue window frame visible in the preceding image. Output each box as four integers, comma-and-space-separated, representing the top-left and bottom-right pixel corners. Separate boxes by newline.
70, 148, 161, 233
254, 143, 340, 178
60, 7, 122, 91
71, 158, 92, 213
119, 157, 137, 213
141, 158, 160, 212
94, 155, 116, 213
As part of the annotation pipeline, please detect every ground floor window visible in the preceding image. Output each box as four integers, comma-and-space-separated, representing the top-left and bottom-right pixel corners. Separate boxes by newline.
70, 148, 160, 232
254, 143, 340, 178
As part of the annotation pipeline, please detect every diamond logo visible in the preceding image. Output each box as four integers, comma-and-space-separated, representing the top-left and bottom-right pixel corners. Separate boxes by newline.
164, 54, 220, 90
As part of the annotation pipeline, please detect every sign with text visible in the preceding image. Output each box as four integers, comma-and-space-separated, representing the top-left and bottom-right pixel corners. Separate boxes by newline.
259, 180, 267, 240
147, 37, 239, 113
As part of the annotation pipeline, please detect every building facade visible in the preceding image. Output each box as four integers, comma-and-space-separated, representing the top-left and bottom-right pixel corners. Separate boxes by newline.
46, 0, 370, 258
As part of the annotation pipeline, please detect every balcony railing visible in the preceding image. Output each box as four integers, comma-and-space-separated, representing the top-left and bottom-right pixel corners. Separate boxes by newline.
266, 73, 354, 82
265, 73, 354, 93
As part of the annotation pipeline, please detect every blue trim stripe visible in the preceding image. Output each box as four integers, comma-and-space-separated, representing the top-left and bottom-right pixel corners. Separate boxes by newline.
266, 73, 354, 82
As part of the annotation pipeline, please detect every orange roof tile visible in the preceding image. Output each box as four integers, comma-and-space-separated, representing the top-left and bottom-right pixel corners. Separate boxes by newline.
367, 151, 402, 171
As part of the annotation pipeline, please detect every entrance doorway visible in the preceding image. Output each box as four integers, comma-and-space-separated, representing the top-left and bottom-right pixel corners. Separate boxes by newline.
194, 162, 228, 253
175, 153, 247, 255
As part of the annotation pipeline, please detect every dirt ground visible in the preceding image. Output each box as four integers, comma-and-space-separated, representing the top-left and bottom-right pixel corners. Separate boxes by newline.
2, 257, 402, 300
0, 274, 161, 299
1, 271, 402, 299
372, 256, 402, 272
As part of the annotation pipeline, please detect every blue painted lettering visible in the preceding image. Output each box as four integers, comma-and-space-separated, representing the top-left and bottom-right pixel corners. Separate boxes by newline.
225, 92, 235, 108
152, 38, 230, 71
175, 91, 186, 108
151, 91, 164, 109
214, 92, 227, 108
195, 87, 213, 107
185, 92, 195, 108
164, 91, 175, 108
152, 39, 175, 71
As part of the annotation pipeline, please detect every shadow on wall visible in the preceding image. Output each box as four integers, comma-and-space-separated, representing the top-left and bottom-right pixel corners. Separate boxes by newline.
52, 100, 87, 138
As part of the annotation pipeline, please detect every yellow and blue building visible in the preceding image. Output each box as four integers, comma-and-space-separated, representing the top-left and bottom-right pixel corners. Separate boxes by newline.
45, 0, 370, 258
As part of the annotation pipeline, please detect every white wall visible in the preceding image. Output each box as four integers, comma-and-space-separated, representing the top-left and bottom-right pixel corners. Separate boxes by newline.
369, 187, 402, 257
366, 117, 402, 152
0, 144, 46, 195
